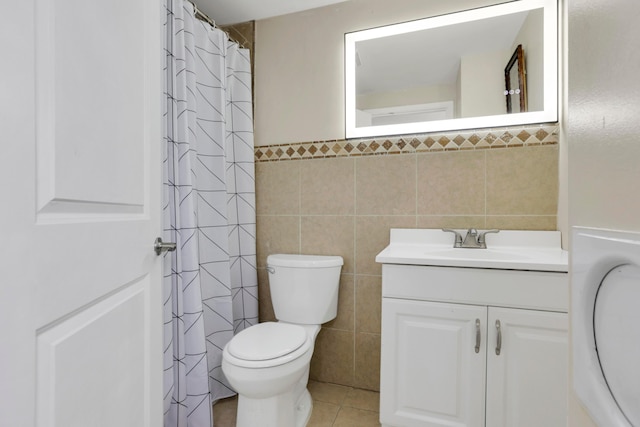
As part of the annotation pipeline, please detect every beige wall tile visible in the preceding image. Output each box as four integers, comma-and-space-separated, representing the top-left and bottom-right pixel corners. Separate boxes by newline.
356, 154, 416, 215
257, 268, 275, 322
417, 151, 485, 215
356, 216, 416, 275
417, 215, 486, 229
356, 275, 381, 334
254, 143, 561, 391
310, 328, 355, 386
256, 161, 300, 215
486, 215, 557, 230
256, 215, 300, 267
486, 146, 558, 215
325, 274, 355, 331
212, 396, 237, 427
301, 215, 355, 273
301, 158, 355, 215
354, 332, 381, 391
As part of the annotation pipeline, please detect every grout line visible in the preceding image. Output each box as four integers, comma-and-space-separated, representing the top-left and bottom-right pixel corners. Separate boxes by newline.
352, 157, 358, 389
259, 213, 549, 217
413, 153, 420, 228
484, 150, 488, 227
298, 161, 302, 253
353, 157, 358, 218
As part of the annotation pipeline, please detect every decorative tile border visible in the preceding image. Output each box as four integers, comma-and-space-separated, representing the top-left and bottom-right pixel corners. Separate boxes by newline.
255, 123, 559, 162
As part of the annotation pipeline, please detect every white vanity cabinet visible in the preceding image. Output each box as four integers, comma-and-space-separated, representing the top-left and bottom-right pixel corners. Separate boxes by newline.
381, 298, 487, 427
379, 264, 568, 427
484, 307, 568, 427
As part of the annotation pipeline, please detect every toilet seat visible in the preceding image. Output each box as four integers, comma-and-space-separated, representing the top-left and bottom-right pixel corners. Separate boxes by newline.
225, 322, 312, 369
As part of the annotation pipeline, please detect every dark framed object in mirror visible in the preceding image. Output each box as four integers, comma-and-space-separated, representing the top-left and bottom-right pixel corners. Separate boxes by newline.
505, 44, 527, 114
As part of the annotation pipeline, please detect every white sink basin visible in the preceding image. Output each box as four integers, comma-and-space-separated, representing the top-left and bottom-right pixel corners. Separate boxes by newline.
376, 229, 568, 272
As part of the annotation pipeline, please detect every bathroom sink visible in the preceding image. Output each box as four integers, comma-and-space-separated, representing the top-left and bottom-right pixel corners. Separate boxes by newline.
376, 229, 568, 272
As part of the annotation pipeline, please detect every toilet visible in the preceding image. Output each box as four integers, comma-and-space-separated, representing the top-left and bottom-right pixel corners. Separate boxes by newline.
573, 227, 640, 427
221, 254, 343, 427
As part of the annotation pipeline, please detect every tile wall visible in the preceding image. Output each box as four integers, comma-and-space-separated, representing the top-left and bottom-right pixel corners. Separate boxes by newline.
255, 125, 560, 391
219, 21, 255, 117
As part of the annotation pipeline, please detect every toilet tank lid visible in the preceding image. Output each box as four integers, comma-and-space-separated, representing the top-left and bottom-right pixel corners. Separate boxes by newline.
267, 254, 343, 268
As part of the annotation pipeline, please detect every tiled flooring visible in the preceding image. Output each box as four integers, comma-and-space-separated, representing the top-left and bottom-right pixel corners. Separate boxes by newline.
213, 380, 381, 427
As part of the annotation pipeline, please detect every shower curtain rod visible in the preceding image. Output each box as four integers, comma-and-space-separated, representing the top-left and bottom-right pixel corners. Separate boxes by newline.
188, 1, 245, 48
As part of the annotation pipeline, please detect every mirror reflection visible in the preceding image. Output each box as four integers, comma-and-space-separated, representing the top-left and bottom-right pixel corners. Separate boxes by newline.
505, 44, 527, 114
345, 0, 558, 139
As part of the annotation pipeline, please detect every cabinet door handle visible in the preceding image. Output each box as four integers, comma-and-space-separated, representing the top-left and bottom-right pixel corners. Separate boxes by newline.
495, 319, 502, 355
475, 318, 481, 353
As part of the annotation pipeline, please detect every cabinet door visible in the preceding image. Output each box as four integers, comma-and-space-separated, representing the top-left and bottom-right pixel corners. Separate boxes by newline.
486, 307, 568, 427
381, 299, 487, 427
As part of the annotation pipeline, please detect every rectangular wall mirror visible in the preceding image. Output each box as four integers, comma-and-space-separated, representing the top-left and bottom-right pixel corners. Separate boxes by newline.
345, 0, 558, 139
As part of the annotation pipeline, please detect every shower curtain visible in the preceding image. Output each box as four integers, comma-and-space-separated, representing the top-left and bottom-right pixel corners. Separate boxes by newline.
163, 0, 258, 425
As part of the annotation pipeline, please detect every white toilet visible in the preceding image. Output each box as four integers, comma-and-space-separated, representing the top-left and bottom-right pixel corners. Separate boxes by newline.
221, 254, 343, 427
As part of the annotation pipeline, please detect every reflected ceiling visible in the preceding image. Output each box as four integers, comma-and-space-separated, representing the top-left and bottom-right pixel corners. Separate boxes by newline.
198, 0, 349, 25
356, 12, 528, 94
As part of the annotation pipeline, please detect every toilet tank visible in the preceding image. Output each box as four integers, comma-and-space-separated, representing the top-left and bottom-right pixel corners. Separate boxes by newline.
267, 254, 343, 325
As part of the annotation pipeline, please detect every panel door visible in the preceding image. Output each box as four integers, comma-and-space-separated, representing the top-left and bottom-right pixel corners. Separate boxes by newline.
0, 0, 163, 426
380, 299, 487, 427
486, 307, 568, 427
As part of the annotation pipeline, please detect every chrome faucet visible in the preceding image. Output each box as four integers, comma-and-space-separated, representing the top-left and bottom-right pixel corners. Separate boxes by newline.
443, 228, 499, 249
462, 228, 481, 248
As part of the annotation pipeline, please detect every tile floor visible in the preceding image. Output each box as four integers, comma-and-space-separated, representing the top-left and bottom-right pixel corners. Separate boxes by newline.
213, 380, 381, 427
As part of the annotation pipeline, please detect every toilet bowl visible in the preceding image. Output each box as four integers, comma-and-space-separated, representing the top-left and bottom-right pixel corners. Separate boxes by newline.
573, 227, 640, 427
221, 254, 343, 427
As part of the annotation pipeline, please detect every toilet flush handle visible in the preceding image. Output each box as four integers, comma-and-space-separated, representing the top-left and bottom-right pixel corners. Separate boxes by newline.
266, 266, 275, 274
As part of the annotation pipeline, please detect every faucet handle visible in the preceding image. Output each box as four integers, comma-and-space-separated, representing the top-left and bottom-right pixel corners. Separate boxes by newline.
477, 229, 500, 243
442, 229, 463, 246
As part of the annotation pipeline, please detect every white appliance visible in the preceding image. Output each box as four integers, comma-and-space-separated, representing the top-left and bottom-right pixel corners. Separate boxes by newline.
572, 227, 640, 427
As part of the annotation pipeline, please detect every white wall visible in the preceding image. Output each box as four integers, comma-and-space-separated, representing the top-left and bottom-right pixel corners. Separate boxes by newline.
568, 3, 640, 234
254, 0, 508, 146
567, 0, 640, 425
458, 49, 509, 118
357, 83, 455, 111
455, 63, 463, 118
512, 8, 544, 112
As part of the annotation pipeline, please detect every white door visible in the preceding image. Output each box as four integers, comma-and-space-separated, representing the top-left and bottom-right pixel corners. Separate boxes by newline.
486, 307, 568, 427
380, 299, 486, 427
0, 1, 163, 426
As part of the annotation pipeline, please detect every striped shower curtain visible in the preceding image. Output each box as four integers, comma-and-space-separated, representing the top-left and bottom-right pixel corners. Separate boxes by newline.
163, 0, 258, 425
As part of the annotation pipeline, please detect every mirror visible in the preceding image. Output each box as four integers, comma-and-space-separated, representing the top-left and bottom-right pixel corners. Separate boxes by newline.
345, 0, 558, 139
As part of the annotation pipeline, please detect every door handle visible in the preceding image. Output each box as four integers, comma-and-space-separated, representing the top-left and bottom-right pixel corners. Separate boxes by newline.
475, 318, 481, 354
495, 319, 502, 355
154, 237, 177, 255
